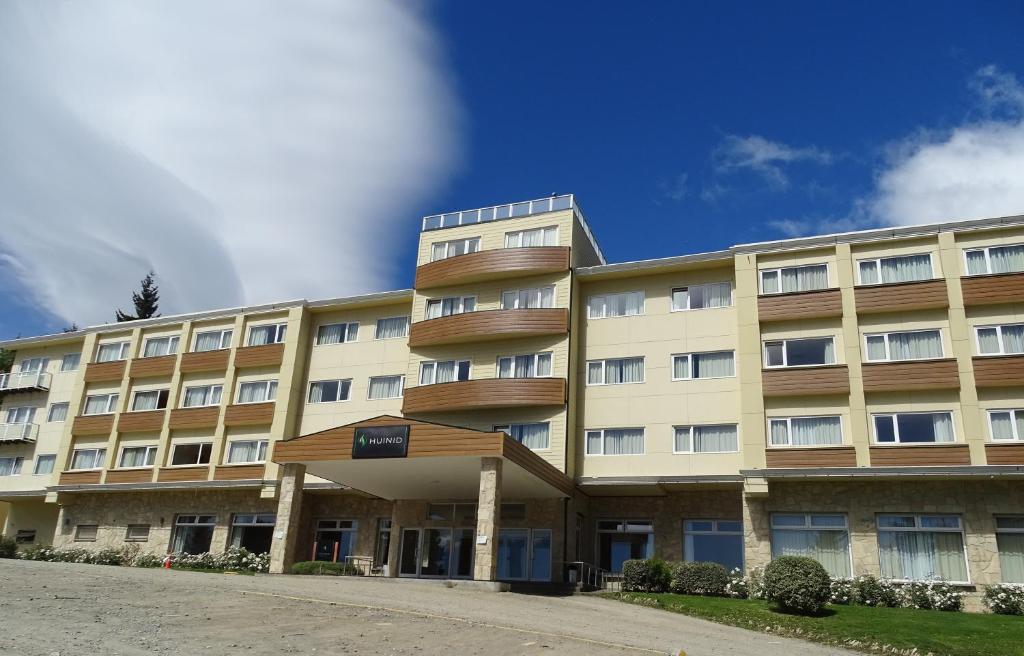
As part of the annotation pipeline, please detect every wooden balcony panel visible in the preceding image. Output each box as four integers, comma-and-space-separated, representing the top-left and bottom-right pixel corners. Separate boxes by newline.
765, 447, 858, 468
861, 359, 960, 392
179, 349, 230, 373
169, 406, 221, 430
985, 443, 1024, 465
869, 444, 971, 467
104, 468, 155, 484
762, 365, 850, 397
58, 470, 102, 485
71, 414, 114, 436
757, 289, 843, 322
116, 410, 166, 433
83, 360, 126, 383
409, 308, 569, 348
854, 279, 949, 314
402, 378, 567, 414
213, 464, 266, 481
223, 402, 275, 426
157, 466, 210, 482
973, 355, 1024, 388
415, 246, 570, 290
233, 343, 285, 369
960, 272, 1024, 306
129, 355, 176, 379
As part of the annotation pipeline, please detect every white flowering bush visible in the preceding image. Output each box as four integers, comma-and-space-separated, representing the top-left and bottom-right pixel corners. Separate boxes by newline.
724, 568, 749, 598
983, 583, 1024, 615
745, 565, 766, 600
851, 574, 901, 607
168, 547, 269, 572
829, 578, 853, 605
17, 544, 269, 573
900, 580, 964, 611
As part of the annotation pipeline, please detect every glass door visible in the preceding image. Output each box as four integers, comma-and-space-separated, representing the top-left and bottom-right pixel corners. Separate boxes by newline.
530, 529, 552, 581
420, 528, 452, 577
398, 528, 420, 576
498, 529, 530, 580
452, 528, 475, 579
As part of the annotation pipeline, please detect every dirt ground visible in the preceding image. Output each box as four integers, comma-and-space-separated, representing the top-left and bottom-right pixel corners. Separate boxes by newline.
0, 559, 852, 656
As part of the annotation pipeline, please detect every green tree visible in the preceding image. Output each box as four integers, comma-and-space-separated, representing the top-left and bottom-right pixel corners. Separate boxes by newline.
0, 348, 13, 373
116, 271, 161, 322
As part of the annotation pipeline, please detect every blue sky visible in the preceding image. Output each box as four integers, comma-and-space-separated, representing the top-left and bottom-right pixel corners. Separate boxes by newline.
2, 1, 1023, 340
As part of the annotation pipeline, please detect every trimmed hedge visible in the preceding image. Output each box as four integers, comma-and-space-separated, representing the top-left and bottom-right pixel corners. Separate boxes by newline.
291, 560, 361, 576
762, 556, 831, 615
0, 536, 17, 559
621, 558, 671, 592
669, 562, 729, 596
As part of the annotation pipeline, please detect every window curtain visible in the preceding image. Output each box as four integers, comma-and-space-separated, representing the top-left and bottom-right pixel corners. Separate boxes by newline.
536, 353, 552, 377
822, 338, 836, 363
228, 441, 261, 463
586, 431, 603, 454
84, 396, 109, 415
48, 403, 68, 422
674, 428, 692, 452
317, 324, 345, 345
881, 254, 932, 283
308, 382, 327, 403
769, 420, 789, 446
1004, 325, 1024, 354
865, 335, 888, 361
369, 376, 402, 399
238, 383, 268, 404
121, 447, 152, 468
195, 332, 222, 352
991, 245, 1024, 274
859, 261, 880, 285
96, 344, 121, 362
435, 361, 456, 384
672, 288, 689, 310
780, 265, 827, 293
610, 292, 643, 317
965, 251, 988, 275
878, 531, 967, 581
693, 351, 734, 378
997, 534, 1024, 583
606, 358, 643, 383
761, 272, 780, 294
889, 331, 942, 360
501, 292, 517, 310
249, 326, 273, 346
498, 358, 513, 378
989, 412, 1015, 440
184, 387, 212, 407
71, 449, 103, 470
522, 228, 544, 247
931, 413, 955, 442
512, 423, 549, 449
673, 355, 690, 379
133, 392, 158, 411
791, 417, 842, 446
588, 296, 606, 318
693, 425, 737, 452
0, 458, 22, 476
514, 355, 534, 378
376, 317, 407, 339
540, 286, 554, 307
704, 282, 732, 307
587, 362, 604, 384
604, 429, 644, 455
771, 529, 851, 577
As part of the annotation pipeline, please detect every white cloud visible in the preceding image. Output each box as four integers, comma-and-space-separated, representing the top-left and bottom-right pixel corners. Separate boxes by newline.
0, 1, 461, 327
714, 135, 832, 189
658, 173, 689, 201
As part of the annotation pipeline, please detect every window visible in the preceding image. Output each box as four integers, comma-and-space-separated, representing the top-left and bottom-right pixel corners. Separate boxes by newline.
865, 330, 943, 362
171, 515, 217, 554
96, 341, 130, 363
587, 291, 644, 319
142, 335, 180, 357
497, 352, 552, 378
493, 423, 550, 450
118, 445, 157, 468
425, 296, 475, 320
877, 514, 968, 582
760, 264, 829, 294
248, 323, 287, 346
989, 409, 1024, 442
597, 519, 654, 573
771, 514, 851, 577
314, 519, 359, 562
368, 375, 404, 400
996, 516, 1024, 583
230, 514, 276, 553
671, 351, 735, 379
501, 286, 555, 310
131, 389, 169, 411
858, 253, 933, 285
769, 416, 843, 447
419, 360, 470, 385
374, 518, 392, 570
18, 356, 48, 372
976, 324, 1024, 356
15, 529, 36, 544
587, 357, 644, 385
308, 379, 351, 403
671, 282, 733, 310
74, 524, 98, 542
237, 380, 277, 404
126, 525, 151, 542
83, 393, 119, 415
426, 503, 476, 522
585, 428, 644, 455
47, 402, 69, 423
193, 329, 232, 352
964, 244, 1024, 276
5, 406, 36, 424
227, 440, 269, 464
33, 454, 55, 475
684, 519, 743, 572
60, 353, 81, 372
170, 443, 212, 466
764, 337, 836, 368
316, 322, 359, 345
182, 384, 223, 408
70, 448, 105, 470
873, 412, 954, 444
673, 425, 738, 453
505, 226, 558, 248
431, 236, 480, 261
0, 457, 23, 476
375, 317, 409, 340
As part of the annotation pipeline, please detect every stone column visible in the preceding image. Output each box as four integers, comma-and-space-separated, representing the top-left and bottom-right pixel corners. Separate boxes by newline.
269, 462, 306, 574
473, 457, 502, 581
386, 501, 404, 578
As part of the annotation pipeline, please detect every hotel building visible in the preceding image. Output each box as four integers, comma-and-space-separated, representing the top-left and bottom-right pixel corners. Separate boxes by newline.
1, 195, 1022, 603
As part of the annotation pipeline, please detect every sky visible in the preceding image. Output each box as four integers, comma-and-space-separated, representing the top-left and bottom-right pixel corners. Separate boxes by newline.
1, 1, 1023, 339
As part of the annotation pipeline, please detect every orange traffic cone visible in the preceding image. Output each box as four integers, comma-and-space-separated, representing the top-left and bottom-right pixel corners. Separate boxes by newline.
163, 555, 172, 569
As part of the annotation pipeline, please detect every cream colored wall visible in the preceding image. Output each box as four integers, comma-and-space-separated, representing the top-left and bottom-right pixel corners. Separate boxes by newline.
411, 272, 569, 324
415, 210, 575, 267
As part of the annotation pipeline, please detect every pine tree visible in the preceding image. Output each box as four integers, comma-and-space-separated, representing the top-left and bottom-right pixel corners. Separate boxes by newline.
116, 271, 161, 322
0, 348, 13, 373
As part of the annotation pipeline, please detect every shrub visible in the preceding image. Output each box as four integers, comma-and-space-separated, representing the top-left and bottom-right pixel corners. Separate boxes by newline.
291, 560, 360, 576
724, 568, 749, 599
851, 575, 901, 608
0, 536, 17, 559
621, 559, 671, 592
746, 565, 766, 600
669, 562, 729, 596
762, 556, 832, 615
91, 548, 124, 566
901, 580, 964, 612
17, 544, 55, 561
131, 552, 166, 568
983, 583, 1024, 615
829, 578, 853, 605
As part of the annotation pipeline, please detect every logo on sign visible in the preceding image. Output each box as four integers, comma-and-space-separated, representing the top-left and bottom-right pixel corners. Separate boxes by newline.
352, 425, 410, 459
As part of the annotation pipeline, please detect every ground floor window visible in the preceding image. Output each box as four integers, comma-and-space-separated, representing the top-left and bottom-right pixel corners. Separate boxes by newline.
230, 514, 275, 553
314, 519, 357, 562
497, 528, 552, 582
683, 519, 743, 572
597, 519, 653, 573
373, 518, 392, 571
74, 524, 98, 542
996, 516, 1024, 583
770, 513, 850, 578
125, 524, 150, 542
15, 529, 36, 544
397, 526, 475, 579
171, 515, 217, 554
877, 514, 968, 582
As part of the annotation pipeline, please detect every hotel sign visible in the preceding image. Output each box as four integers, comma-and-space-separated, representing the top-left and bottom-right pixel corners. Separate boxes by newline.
352, 425, 410, 459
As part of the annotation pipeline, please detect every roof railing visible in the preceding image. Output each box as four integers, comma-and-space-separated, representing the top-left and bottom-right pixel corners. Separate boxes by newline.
422, 194, 575, 231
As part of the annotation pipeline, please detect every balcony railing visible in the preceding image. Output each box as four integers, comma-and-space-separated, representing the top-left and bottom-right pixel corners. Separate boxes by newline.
422, 194, 574, 231
0, 371, 51, 392
0, 422, 38, 442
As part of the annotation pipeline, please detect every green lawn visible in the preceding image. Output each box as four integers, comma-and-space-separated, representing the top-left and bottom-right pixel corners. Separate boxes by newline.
603, 592, 1024, 656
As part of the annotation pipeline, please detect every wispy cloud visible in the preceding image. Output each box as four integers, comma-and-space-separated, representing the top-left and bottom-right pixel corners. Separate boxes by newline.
713, 135, 832, 189
658, 173, 689, 202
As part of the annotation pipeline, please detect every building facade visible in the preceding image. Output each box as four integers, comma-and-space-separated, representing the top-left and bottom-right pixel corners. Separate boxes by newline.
1, 194, 1023, 605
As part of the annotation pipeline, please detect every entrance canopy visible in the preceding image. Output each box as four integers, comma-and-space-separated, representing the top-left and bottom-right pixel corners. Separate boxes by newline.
273, 416, 574, 500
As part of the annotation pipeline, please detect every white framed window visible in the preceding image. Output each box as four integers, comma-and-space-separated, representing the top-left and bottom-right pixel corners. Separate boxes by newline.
585, 428, 645, 455
237, 380, 277, 404
182, 384, 223, 408
988, 409, 1024, 442
671, 282, 733, 310
229, 513, 276, 551
504, 225, 558, 248
368, 375, 404, 400
768, 416, 843, 447
126, 524, 151, 542
18, 357, 48, 372
70, 448, 106, 470
170, 442, 212, 466
587, 357, 644, 385
873, 412, 955, 444
96, 341, 130, 363
877, 514, 968, 582
587, 291, 644, 319
494, 423, 550, 450
771, 513, 851, 578
118, 445, 157, 468
48, 401, 70, 422
142, 335, 180, 358
247, 323, 287, 346
857, 253, 934, 285
419, 360, 470, 385
964, 244, 1024, 276
683, 519, 744, 572
760, 264, 829, 295
316, 322, 359, 345
497, 352, 552, 378
673, 425, 738, 453
671, 351, 735, 380
193, 329, 232, 352
501, 286, 555, 310
60, 353, 81, 372
308, 379, 352, 403
131, 389, 169, 411
83, 393, 119, 416
0, 457, 24, 476
5, 406, 36, 425
976, 323, 1024, 356
74, 525, 98, 542
995, 516, 1024, 583
374, 317, 409, 340
171, 514, 217, 553
33, 454, 55, 475
431, 236, 481, 261
425, 296, 476, 320
864, 329, 943, 362
764, 337, 836, 368
227, 440, 269, 464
